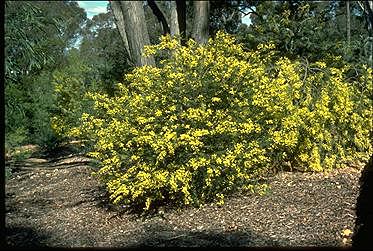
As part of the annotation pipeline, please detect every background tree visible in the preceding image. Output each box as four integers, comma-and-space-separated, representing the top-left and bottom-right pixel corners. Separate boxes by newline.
79, 10, 131, 96
5, 1, 87, 150
209, 0, 244, 36
5, 1, 55, 84
110, 1, 155, 67
147, 0, 170, 35
110, 0, 214, 66
6, 0, 372, 158
145, 1, 190, 45
110, 1, 130, 63
357, 0, 373, 69
192, 1, 210, 45
240, 0, 372, 65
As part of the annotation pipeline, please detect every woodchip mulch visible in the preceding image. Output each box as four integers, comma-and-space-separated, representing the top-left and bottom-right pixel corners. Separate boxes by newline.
5, 144, 362, 248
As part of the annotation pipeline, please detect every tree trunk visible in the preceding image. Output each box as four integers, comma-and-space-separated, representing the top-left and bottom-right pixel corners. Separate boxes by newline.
112, 1, 155, 67
153, 0, 186, 44
111, 0, 211, 65
365, 1, 373, 68
366, 1, 373, 26
170, 1, 180, 36
347, 1, 351, 47
176, 0, 187, 45
358, 1, 373, 68
192, 1, 209, 45
147, 0, 170, 35
110, 1, 131, 65
121, 1, 155, 67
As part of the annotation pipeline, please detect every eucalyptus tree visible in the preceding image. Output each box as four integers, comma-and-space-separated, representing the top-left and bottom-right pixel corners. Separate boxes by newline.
110, 1, 155, 67
79, 10, 131, 95
110, 1, 212, 67
357, 1, 373, 68
240, 0, 371, 65
5, 1, 87, 149
5, 1, 53, 84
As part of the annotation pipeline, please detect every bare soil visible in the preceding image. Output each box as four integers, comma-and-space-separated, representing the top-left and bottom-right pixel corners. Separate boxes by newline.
5, 143, 363, 248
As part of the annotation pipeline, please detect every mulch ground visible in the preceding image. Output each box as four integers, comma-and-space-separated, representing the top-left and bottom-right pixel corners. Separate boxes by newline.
5, 144, 364, 248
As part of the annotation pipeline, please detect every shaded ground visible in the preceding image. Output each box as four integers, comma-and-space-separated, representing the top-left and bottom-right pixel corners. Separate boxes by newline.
5, 143, 363, 248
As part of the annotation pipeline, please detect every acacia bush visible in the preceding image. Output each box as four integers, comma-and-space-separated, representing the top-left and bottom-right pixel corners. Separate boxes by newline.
72, 31, 372, 211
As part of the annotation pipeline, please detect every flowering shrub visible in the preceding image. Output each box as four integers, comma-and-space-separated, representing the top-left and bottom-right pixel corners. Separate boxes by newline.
72, 31, 372, 211
289, 62, 372, 171
51, 60, 100, 140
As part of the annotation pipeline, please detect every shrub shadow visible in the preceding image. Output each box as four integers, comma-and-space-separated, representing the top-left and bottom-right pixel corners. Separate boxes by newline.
352, 153, 373, 249
128, 220, 279, 248
5, 226, 51, 248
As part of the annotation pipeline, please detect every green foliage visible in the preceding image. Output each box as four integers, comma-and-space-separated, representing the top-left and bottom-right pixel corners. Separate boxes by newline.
241, 1, 371, 66
51, 49, 101, 140
71, 32, 372, 212
5, 1, 51, 83
209, 0, 243, 35
5, 82, 29, 136
27, 71, 61, 149
5, 1, 87, 151
5, 127, 29, 153
79, 11, 131, 96
5, 167, 12, 180
6, 70, 61, 151
5, 1, 86, 84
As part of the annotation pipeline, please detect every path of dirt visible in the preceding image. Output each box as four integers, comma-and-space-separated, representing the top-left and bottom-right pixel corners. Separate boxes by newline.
5, 144, 363, 247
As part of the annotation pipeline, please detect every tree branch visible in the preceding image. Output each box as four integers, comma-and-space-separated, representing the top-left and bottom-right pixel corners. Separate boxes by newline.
147, 0, 170, 35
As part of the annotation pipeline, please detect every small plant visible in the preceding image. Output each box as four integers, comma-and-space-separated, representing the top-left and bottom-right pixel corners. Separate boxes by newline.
5, 166, 13, 180
5, 127, 33, 162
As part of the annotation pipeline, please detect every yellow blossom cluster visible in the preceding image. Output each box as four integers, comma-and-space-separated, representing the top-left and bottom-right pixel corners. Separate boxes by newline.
71, 31, 372, 211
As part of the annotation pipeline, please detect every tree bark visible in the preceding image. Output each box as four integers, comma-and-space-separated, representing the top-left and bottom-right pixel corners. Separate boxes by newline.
111, 0, 211, 65
176, 0, 187, 45
111, 1, 155, 67
366, 1, 373, 27
357, 1, 373, 68
110, 1, 131, 64
192, 1, 210, 45
176, 0, 186, 43
364, 1, 373, 68
347, 1, 351, 47
147, 0, 170, 35
170, 1, 180, 36
368, 1, 373, 68
121, 1, 155, 67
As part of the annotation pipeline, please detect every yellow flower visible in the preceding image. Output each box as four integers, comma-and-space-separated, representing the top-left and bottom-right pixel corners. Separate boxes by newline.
75, 30, 372, 212
341, 229, 353, 237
